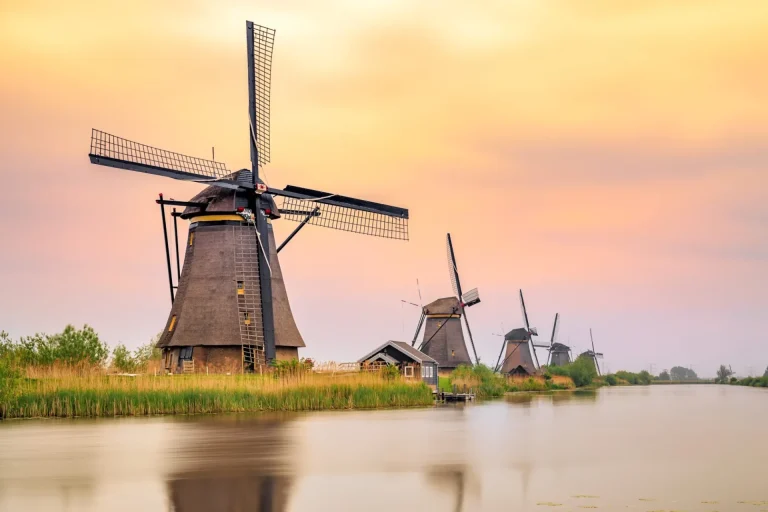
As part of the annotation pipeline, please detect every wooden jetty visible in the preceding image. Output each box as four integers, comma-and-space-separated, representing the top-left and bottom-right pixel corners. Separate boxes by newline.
433, 386, 475, 403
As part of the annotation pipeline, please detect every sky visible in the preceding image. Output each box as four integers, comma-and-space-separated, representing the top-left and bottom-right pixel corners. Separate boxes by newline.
1, 0, 767, 377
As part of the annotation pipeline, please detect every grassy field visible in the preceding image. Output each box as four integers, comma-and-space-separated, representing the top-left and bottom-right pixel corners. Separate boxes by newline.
0, 371, 434, 419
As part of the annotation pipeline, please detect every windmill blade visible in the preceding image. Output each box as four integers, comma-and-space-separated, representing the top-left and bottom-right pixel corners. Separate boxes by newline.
590, 328, 601, 376
519, 290, 531, 333
462, 310, 480, 365
494, 338, 507, 373
519, 290, 541, 368
247, 22, 276, 168
416, 278, 423, 306
89, 129, 238, 186
446, 233, 463, 298
276, 185, 409, 240
550, 313, 560, 345
411, 311, 426, 347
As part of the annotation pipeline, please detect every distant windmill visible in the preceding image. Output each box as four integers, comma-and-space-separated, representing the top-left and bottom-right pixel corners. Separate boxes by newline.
577, 328, 604, 376
412, 234, 481, 374
545, 313, 572, 367
495, 290, 546, 375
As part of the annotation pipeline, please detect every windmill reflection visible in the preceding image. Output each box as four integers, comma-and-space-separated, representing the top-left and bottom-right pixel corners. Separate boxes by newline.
164, 415, 294, 512
425, 465, 478, 512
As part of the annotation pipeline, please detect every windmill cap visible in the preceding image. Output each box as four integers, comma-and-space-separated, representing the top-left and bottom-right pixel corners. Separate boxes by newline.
505, 327, 532, 341
423, 296, 461, 316
181, 169, 279, 220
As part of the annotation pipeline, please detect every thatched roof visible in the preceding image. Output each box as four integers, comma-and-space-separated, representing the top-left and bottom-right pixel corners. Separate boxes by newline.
156, 221, 305, 349
505, 327, 531, 341
420, 316, 472, 369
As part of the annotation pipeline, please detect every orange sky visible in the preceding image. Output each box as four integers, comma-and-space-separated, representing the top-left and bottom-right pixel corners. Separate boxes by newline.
1, 0, 767, 376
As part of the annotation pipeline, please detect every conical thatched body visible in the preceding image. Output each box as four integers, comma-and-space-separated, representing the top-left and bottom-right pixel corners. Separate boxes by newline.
419, 297, 472, 374
500, 328, 537, 375
156, 171, 305, 373
549, 342, 571, 366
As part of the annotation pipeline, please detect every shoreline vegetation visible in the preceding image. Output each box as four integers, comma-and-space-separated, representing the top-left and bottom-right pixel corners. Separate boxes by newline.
2, 326, 765, 419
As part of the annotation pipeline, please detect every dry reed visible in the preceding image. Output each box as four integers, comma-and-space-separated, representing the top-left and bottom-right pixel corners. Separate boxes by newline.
2, 370, 434, 419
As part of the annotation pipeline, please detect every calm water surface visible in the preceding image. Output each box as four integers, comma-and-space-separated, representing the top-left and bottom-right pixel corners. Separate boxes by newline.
1, 385, 766, 512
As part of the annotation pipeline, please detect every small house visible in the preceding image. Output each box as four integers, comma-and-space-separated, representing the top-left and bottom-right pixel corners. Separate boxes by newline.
358, 341, 439, 386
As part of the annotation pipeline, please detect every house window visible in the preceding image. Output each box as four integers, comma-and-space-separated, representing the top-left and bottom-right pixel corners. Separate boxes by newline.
237, 281, 245, 295
179, 346, 193, 360
243, 311, 251, 325
428, 366, 433, 378
189, 232, 195, 246
421, 366, 426, 377
168, 315, 177, 332
404, 366, 414, 378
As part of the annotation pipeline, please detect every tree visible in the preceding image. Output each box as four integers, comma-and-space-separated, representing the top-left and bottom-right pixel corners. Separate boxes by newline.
658, 370, 671, 381
716, 365, 733, 384
764, 366, 768, 378
670, 366, 698, 381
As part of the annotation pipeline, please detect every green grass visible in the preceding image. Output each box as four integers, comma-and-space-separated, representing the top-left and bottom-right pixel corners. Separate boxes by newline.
0, 373, 434, 419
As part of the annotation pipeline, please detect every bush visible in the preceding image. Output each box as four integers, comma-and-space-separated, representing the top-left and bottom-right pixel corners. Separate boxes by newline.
605, 374, 617, 386
2, 325, 108, 368
111, 340, 163, 373
450, 364, 506, 399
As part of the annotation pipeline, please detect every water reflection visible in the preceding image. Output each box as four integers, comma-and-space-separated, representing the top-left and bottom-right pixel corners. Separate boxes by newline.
1, 386, 767, 512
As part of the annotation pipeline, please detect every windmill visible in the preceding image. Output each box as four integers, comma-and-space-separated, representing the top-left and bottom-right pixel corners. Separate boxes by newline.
88, 22, 409, 374
411, 234, 480, 374
494, 290, 546, 375
577, 328, 604, 376
545, 313, 572, 367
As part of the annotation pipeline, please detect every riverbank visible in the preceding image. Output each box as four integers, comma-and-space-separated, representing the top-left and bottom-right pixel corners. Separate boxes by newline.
0, 373, 434, 419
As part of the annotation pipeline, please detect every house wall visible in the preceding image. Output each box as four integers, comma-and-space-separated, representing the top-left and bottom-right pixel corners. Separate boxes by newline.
420, 361, 439, 386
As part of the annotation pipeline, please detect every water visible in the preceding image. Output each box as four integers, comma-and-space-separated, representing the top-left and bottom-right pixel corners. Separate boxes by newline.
0, 385, 766, 512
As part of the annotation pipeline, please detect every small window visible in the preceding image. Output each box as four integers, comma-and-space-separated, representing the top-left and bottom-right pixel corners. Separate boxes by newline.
429, 366, 433, 378
237, 281, 245, 295
179, 346, 193, 360
451, 350, 455, 357
243, 311, 251, 325
404, 366, 414, 378
188, 232, 195, 246
168, 315, 177, 332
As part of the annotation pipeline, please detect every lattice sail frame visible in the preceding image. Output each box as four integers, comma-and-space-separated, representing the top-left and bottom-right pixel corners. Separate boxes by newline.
279, 196, 409, 240
90, 129, 230, 180
250, 23, 275, 168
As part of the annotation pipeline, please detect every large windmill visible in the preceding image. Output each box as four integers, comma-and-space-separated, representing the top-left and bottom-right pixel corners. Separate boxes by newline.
577, 328, 604, 376
494, 290, 548, 375
545, 313, 572, 367
88, 22, 409, 374
411, 234, 480, 375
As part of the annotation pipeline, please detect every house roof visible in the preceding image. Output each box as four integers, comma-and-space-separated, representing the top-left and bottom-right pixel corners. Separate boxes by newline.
367, 352, 398, 365
358, 340, 437, 365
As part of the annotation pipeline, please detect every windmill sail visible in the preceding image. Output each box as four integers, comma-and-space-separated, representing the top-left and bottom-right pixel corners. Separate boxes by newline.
89, 130, 233, 183
247, 22, 275, 168
279, 185, 409, 240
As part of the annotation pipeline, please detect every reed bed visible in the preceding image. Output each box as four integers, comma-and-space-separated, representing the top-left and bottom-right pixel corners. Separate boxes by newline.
1, 371, 433, 419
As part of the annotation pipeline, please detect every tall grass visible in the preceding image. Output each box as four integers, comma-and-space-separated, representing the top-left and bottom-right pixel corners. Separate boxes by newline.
1, 371, 433, 419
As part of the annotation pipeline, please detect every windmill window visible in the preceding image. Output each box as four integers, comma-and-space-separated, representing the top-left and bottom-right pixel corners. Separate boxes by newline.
189, 232, 195, 246
243, 312, 251, 325
451, 350, 455, 357
168, 315, 177, 332
237, 281, 245, 295
179, 346, 193, 360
